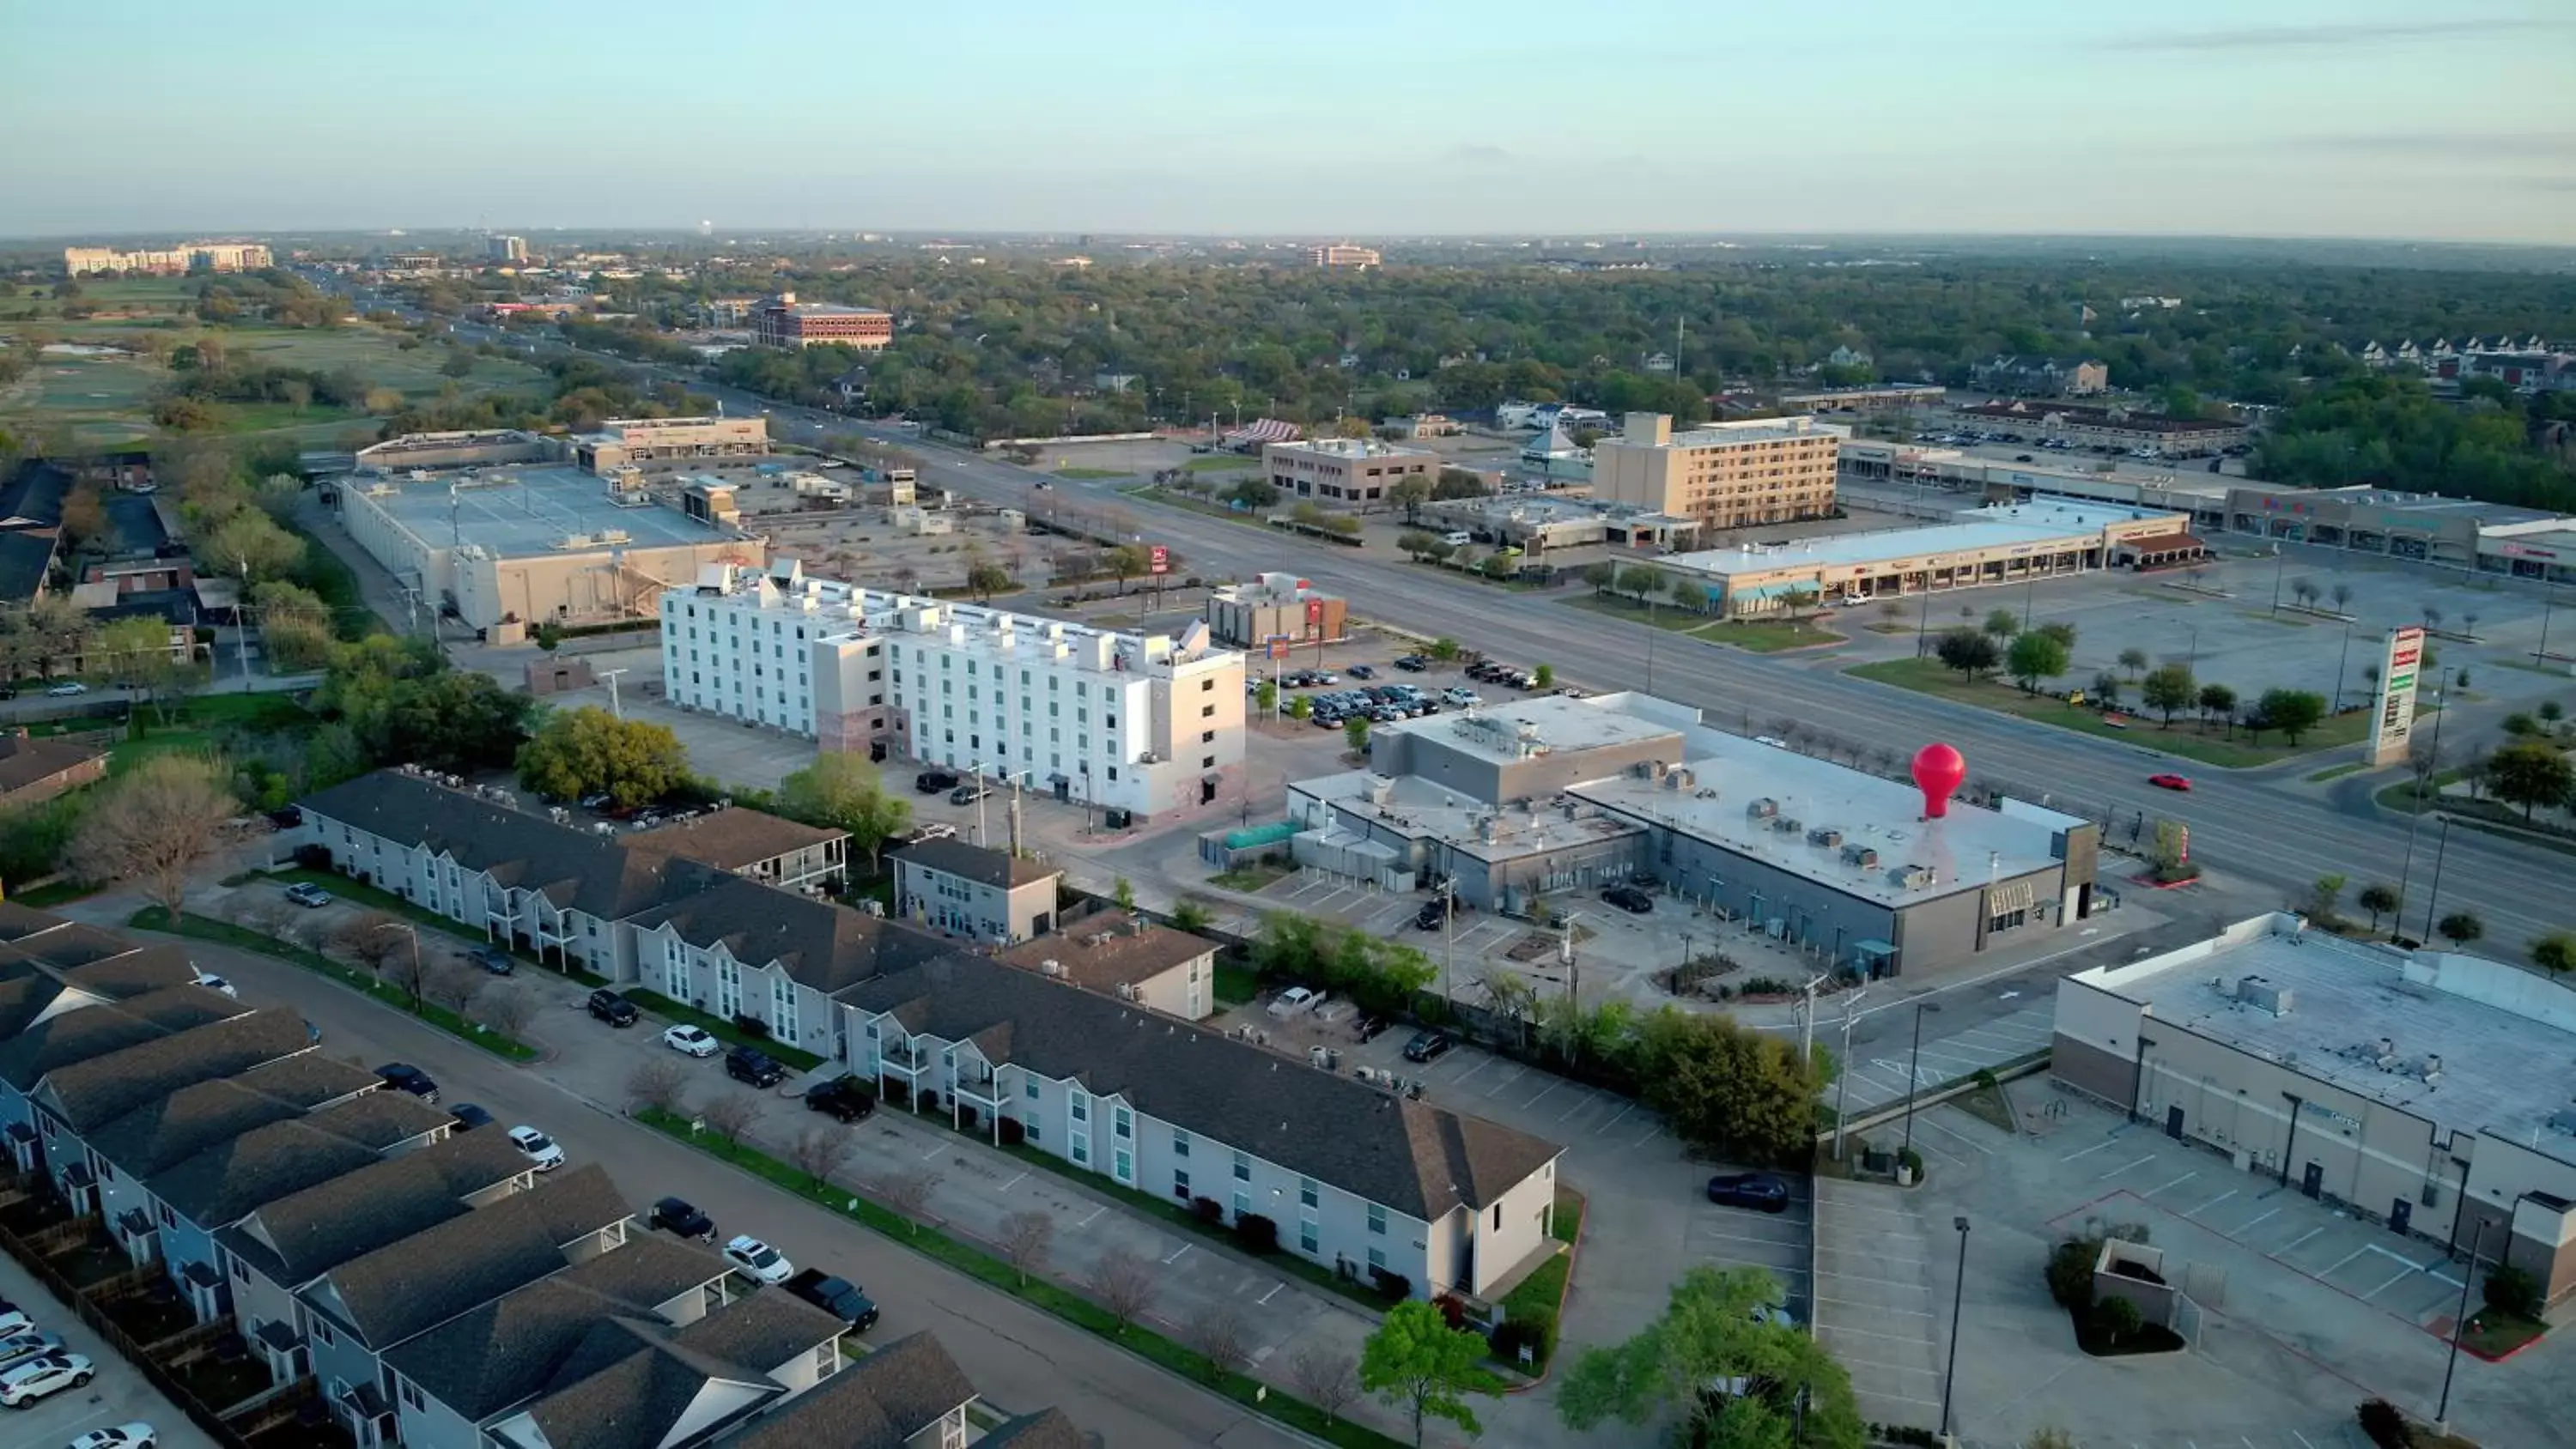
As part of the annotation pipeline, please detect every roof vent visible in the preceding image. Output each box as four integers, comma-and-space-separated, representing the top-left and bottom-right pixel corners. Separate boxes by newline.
1747, 797, 1778, 820
1807, 826, 1843, 849
2235, 975, 2293, 1017
1039, 960, 1066, 978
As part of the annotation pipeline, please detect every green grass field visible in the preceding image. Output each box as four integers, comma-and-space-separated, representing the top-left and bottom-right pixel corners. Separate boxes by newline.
1053, 465, 1132, 480
1181, 454, 1255, 471
1693, 619, 1845, 652
1845, 656, 2385, 767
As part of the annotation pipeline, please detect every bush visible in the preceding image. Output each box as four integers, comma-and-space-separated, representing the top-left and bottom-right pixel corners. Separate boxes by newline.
2355, 1397, 2414, 1449
1369, 1265, 1412, 1301
1431, 1293, 1468, 1330
2045, 1240, 2099, 1313
1490, 1310, 1557, 1365
918, 1089, 939, 1113
1233, 1211, 1280, 1255
2482, 1263, 2542, 1319
1189, 1195, 1226, 1225
996, 1116, 1024, 1146
1898, 1146, 1924, 1179
731, 1013, 770, 1040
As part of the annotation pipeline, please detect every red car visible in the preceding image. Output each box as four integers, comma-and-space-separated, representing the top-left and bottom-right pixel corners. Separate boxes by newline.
2148, 773, 2192, 791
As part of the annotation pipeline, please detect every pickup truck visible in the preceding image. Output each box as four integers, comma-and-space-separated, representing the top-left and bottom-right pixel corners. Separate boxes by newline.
782, 1270, 880, 1331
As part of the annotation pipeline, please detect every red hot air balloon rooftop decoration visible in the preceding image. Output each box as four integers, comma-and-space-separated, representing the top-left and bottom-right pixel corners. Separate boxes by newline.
1911, 743, 1965, 820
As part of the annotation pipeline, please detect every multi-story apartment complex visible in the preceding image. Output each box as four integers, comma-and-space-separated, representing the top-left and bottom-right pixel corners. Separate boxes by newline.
64, 241, 273, 276
1971, 355, 2110, 397
750, 293, 895, 350
662, 561, 1247, 822
1308, 244, 1381, 270
1589, 412, 1843, 530
1260, 437, 1436, 509
486, 234, 528, 263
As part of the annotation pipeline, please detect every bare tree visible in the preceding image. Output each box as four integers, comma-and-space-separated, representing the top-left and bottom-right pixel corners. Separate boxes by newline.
1182, 1303, 1250, 1380
696, 1090, 761, 1151
2330, 582, 2354, 615
881, 1169, 945, 1235
471, 983, 538, 1041
785, 1125, 856, 1190
66, 754, 237, 923
997, 1209, 1056, 1287
626, 1058, 690, 1118
422, 959, 484, 1016
235, 895, 295, 943
335, 909, 408, 975
1086, 1246, 1157, 1333
1290, 1344, 1362, 1425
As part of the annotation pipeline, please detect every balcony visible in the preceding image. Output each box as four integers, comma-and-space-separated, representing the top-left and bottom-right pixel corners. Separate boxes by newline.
955, 1070, 1006, 1106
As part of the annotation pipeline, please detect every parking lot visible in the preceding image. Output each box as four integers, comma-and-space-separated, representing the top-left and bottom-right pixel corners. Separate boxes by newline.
1834, 1003, 2058, 1122
0, 1252, 218, 1449
1814, 1176, 1948, 1431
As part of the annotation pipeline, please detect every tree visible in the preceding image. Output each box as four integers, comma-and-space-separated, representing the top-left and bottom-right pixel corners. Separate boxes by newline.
1252, 678, 1278, 716
2307, 874, 2348, 930
2532, 932, 2576, 979
421, 958, 486, 1016
880, 1167, 944, 1234
253, 579, 335, 671
1396, 530, 1436, 561
1113, 876, 1136, 910
1935, 627, 1998, 680
1170, 898, 1213, 933
515, 706, 688, 809
1183, 1303, 1252, 1381
1637, 1013, 1822, 1164
2117, 646, 2150, 681
2141, 664, 2196, 726
1387, 475, 1432, 524
92, 615, 198, 723
1581, 561, 1619, 597
2006, 631, 2070, 694
1086, 1246, 1157, 1332
2436, 911, 2484, 948
2034, 620, 2077, 650
780, 753, 911, 874
58, 485, 107, 551
2257, 688, 2328, 745
66, 754, 235, 924
2484, 739, 2573, 822
1105, 544, 1150, 594
201, 507, 306, 584
1426, 637, 1461, 663
2197, 682, 2236, 733
1290, 1345, 1362, 1426
335, 908, 410, 977
696, 1091, 760, 1151
1558, 1265, 1864, 1449
1224, 478, 1279, 512
786, 1125, 856, 1190
2357, 883, 2401, 936
626, 1058, 690, 1116
1361, 1299, 1497, 1449
1618, 564, 1668, 602
964, 561, 1012, 602
997, 1209, 1055, 1287
1344, 716, 1370, 754
1532, 664, 1554, 689
1984, 609, 2020, 640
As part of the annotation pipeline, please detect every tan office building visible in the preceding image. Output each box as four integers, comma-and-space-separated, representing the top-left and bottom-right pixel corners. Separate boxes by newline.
1261, 437, 1434, 508
64, 241, 272, 276
1590, 413, 1843, 530
1309, 245, 1381, 270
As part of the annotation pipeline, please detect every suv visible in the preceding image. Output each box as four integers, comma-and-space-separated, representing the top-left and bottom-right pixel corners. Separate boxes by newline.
467, 944, 516, 975
914, 769, 959, 794
1603, 883, 1655, 914
948, 783, 991, 805
587, 989, 640, 1027
374, 1063, 440, 1105
784, 1270, 882, 1331
726, 1045, 787, 1088
649, 1197, 716, 1241
1401, 1028, 1455, 1064
804, 1076, 877, 1123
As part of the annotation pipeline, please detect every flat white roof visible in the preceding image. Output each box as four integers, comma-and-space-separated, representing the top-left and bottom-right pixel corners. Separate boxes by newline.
1666, 500, 2183, 579
1381, 694, 1677, 765
1267, 437, 1434, 459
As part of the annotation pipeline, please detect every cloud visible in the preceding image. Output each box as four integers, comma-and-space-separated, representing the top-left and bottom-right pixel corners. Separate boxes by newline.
2109, 19, 2547, 52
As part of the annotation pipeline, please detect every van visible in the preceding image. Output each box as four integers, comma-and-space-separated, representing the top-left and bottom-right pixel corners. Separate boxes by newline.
1441, 531, 1473, 547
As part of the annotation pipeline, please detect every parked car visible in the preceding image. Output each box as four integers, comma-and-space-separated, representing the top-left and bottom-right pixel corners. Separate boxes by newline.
1346, 664, 1377, 679
587, 989, 640, 1027
467, 944, 516, 975
783, 1269, 882, 1331
726, 1045, 788, 1088
804, 1076, 877, 1123
68, 1425, 157, 1449
1267, 985, 1325, 1019
913, 770, 959, 794
725, 1234, 795, 1284
374, 1063, 439, 1104
649, 1197, 716, 1242
1441, 688, 1481, 707
283, 882, 333, 908
662, 1024, 720, 1058
1401, 1028, 1455, 1064
1414, 899, 1452, 931
948, 784, 991, 805
507, 1125, 567, 1172
2148, 773, 2192, 791
448, 1103, 495, 1132
1353, 1014, 1391, 1044
1393, 655, 1429, 671
0, 1332, 63, 1371
1704, 1172, 1791, 1213
0, 1352, 93, 1408
0, 1300, 32, 1337
44, 682, 88, 697
1603, 883, 1655, 914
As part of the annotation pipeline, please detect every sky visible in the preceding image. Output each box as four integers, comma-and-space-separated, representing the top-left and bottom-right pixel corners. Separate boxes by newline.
4, 0, 2573, 243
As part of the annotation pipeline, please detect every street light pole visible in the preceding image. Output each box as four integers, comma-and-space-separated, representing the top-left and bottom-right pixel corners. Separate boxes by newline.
2434, 1218, 2488, 1434
1900, 1001, 1941, 1164
2331, 618, 2354, 712
2418, 815, 2454, 946
1832, 987, 1868, 1161
1939, 1216, 1971, 1443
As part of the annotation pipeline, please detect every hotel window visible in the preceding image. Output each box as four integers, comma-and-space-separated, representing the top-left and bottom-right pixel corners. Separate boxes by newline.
1173, 1168, 1191, 1200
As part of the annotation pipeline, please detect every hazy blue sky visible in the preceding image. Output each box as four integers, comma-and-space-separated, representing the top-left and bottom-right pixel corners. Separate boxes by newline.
5, 0, 2572, 240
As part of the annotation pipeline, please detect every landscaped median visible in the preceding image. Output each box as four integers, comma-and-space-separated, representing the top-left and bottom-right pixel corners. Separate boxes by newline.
630, 1106, 1411, 1449
128, 906, 541, 1063
1844, 655, 2384, 767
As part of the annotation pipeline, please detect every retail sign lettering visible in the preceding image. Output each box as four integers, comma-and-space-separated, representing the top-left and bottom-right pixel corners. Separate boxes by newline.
2366, 626, 2426, 767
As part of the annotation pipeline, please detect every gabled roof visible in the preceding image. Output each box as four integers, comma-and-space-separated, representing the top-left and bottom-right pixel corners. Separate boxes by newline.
719, 1331, 979, 1449
628, 876, 946, 997
222, 1130, 531, 1286
0, 459, 69, 532
300, 771, 706, 921
0, 943, 198, 1042
83, 1076, 307, 1179
148, 1119, 386, 1229
843, 955, 1562, 1221
293, 1088, 453, 1151
626, 808, 844, 871
996, 905, 1216, 996
502, 1316, 778, 1449
892, 838, 1058, 890
0, 731, 103, 791
39, 1010, 313, 1132
666, 1288, 841, 1374
0, 985, 248, 1092
975, 1408, 1091, 1449
308, 1164, 630, 1349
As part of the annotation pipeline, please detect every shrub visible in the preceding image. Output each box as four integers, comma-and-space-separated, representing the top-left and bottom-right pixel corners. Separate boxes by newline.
1233, 1211, 1280, 1255
2045, 1240, 2099, 1313
1189, 1195, 1226, 1225
731, 1013, 769, 1040
996, 1116, 1024, 1147
2355, 1397, 2414, 1449
918, 1089, 939, 1113
2093, 1295, 2142, 1345
1368, 1265, 1412, 1301
1489, 1310, 1557, 1365
1431, 1293, 1467, 1330
1898, 1146, 1924, 1179
2482, 1263, 2542, 1319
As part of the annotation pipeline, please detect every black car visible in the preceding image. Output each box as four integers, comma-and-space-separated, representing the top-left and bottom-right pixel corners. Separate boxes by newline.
784, 1269, 882, 1332
449, 1102, 495, 1132
1401, 1028, 1455, 1064
1603, 883, 1655, 914
726, 1045, 787, 1088
1705, 1172, 1791, 1213
804, 1076, 878, 1123
587, 989, 640, 1027
1414, 899, 1452, 931
1353, 1014, 1391, 1044
948, 783, 991, 805
1394, 655, 1429, 671
1346, 664, 1377, 680
650, 1196, 717, 1242
375, 1063, 440, 1104
914, 769, 959, 794
467, 944, 516, 976
264, 805, 303, 828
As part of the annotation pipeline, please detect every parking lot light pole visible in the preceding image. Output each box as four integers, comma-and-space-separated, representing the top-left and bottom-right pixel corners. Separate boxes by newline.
1832, 988, 1868, 1161
2434, 1218, 2488, 1434
1940, 1216, 1970, 1444
1900, 1001, 1941, 1163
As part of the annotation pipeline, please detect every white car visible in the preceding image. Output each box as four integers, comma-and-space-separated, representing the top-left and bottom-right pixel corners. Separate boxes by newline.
44, 682, 88, 697
1753, 736, 1789, 749
662, 1024, 720, 1058
0, 1351, 92, 1407
69, 1426, 157, 1449
0, 1331, 61, 1369
0, 1302, 32, 1337
724, 1234, 793, 1284
507, 1125, 565, 1172
1267, 986, 1325, 1019
191, 972, 238, 999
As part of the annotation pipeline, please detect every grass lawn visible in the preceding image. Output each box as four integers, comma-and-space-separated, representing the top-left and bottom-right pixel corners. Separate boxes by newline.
1561, 593, 1709, 633
1117, 484, 1273, 530
1054, 466, 1132, 480
2461, 1311, 2547, 1360
128, 906, 539, 1061
1693, 620, 1844, 652
627, 988, 826, 1070
1182, 454, 1255, 471
1213, 961, 1259, 1006
1209, 860, 1293, 892
633, 1107, 1413, 1449
1845, 657, 2383, 767
9, 880, 97, 907
103, 693, 321, 774
1492, 1188, 1583, 1372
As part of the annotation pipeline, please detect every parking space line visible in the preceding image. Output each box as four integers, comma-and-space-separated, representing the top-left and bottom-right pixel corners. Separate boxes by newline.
2362, 1243, 2421, 1270
1164, 1243, 1191, 1266
1818, 1323, 1941, 1347
2235, 1206, 2281, 1236
2322, 1246, 2375, 1278
1450, 1057, 1492, 1084
2058, 1138, 2120, 1162
2145, 1169, 2200, 1197
1256, 1282, 1284, 1306
1814, 1294, 1936, 1318
1629, 1124, 1663, 1147
2361, 1265, 2418, 1300
1817, 1243, 1927, 1266
1522, 1080, 1563, 1109
999, 1171, 1026, 1191
2095, 1154, 2159, 1180
1910, 1135, 1965, 1166
1596, 1101, 1634, 1132
1810, 1268, 1931, 1294
1918, 1113, 1991, 1155
2184, 1188, 2238, 1219
1483, 1064, 1528, 1095
2277, 1225, 2324, 1255
1078, 1206, 1105, 1228
1556, 1092, 1600, 1123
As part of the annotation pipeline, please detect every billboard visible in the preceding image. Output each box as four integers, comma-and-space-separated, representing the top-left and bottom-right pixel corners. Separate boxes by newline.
2366, 625, 2426, 766
1148, 544, 1170, 576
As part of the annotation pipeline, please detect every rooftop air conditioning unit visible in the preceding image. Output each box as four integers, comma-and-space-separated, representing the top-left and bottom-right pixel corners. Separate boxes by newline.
1773, 817, 1802, 835
1841, 844, 1879, 870
1747, 797, 1778, 820
1039, 960, 1066, 979
1888, 864, 1935, 891
1807, 827, 1843, 849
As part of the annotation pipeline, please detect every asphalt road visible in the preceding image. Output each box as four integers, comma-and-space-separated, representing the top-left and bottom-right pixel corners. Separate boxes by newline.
179, 934, 1300, 1449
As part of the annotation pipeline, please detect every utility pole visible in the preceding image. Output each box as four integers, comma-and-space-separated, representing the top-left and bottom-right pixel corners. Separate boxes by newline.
1559, 913, 1580, 1022
1795, 973, 1826, 1068
1832, 988, 1868, 1160
597, 668, 628, 719
1440, 876, 1458, 1010
972, 761, 988, 847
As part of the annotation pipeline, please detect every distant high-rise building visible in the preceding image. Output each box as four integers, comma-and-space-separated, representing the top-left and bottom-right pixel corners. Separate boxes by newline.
750, 293, 894, 350
1591, 413, 1843, 530
1308, 244, 1381, 270
63, 241, 271, 276
487, 234, 528, 263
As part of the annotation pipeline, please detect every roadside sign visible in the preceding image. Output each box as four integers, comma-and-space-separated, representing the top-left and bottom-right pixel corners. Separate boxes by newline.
1149, 544, 1170, 576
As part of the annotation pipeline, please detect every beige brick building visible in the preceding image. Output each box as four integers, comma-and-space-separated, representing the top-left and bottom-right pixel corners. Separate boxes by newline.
1589, 413, 1844, 530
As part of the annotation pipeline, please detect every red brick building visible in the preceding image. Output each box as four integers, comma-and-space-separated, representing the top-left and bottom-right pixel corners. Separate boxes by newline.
751, 293, 894, 351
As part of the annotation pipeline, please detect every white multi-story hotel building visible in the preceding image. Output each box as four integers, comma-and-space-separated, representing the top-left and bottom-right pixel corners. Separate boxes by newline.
661, 561, 1248, 822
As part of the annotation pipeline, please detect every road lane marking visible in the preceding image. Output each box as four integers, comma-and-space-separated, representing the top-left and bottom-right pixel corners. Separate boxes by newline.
1163, 1243, 1190, 1265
